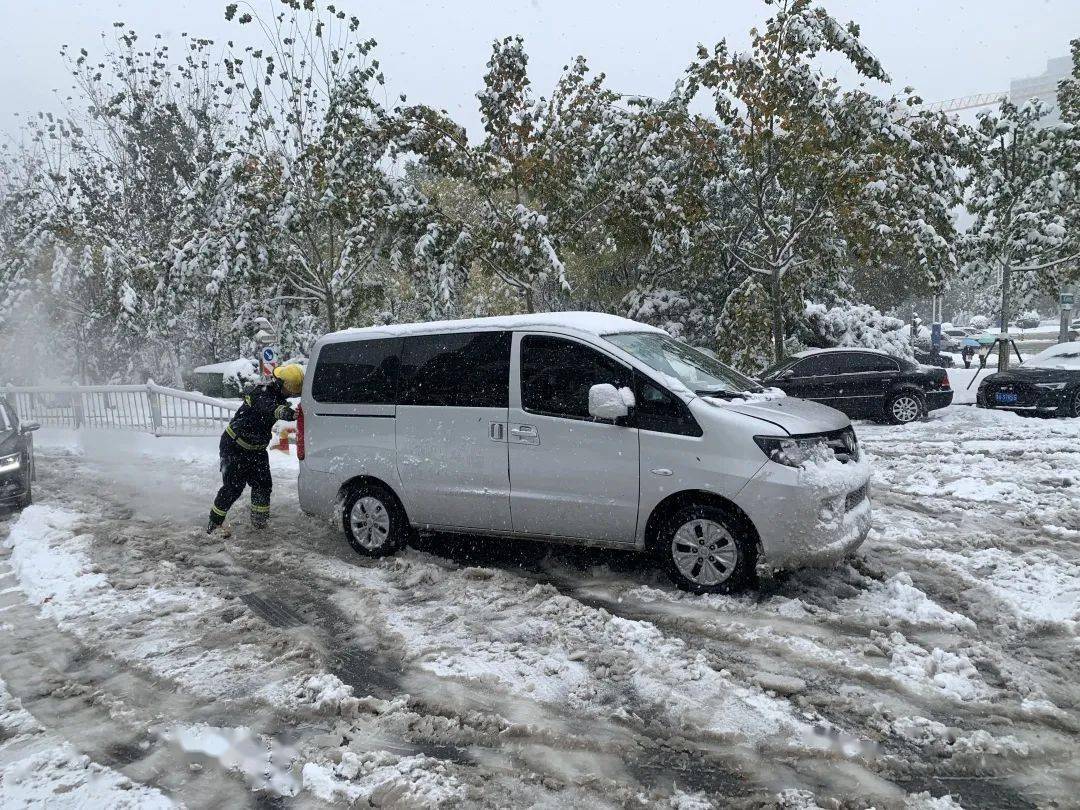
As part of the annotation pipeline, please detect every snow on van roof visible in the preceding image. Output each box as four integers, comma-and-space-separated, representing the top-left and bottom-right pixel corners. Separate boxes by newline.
320, 311, 666, 343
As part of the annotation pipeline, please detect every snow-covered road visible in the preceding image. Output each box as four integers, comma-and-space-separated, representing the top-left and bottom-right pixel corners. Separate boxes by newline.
1, 407, 1078, 808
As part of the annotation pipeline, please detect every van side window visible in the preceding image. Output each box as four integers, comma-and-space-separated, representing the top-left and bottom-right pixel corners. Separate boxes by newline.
634, 372, 702, 436
400, 331, 511, 408
520, 335, 630, 420
311, 338, 401, 404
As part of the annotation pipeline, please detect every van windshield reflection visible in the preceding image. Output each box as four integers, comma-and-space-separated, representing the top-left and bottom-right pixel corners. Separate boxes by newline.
604, 332, 761, 396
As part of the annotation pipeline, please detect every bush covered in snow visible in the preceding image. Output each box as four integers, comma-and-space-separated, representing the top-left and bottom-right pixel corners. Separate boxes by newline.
968, 315, 990, 330
802, 302, 914, 359
623, 288, 716, 348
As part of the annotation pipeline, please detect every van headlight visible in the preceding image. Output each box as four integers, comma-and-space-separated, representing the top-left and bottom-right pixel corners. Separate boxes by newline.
754, 435, 829, 467
1034, 382, 1067, 390
0, 453, 21, 473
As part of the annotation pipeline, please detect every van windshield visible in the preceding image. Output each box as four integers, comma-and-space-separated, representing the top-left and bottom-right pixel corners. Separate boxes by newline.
604, 332, 761, 397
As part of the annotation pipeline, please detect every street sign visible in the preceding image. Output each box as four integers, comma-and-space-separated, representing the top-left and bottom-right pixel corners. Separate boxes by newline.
931, 323, 942, 349
262, 346, 276, 364
1061, 293, 1074, 310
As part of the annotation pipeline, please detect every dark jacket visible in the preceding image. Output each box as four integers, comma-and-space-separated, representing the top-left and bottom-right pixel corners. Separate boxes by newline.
224, 379, 295, 451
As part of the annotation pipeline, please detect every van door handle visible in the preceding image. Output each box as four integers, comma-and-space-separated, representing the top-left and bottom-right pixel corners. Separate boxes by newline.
489, 422, 506, 442
508, 424, 539, 445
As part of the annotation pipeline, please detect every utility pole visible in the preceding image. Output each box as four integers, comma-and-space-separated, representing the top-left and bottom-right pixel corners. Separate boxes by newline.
1059, 286, 1075, 344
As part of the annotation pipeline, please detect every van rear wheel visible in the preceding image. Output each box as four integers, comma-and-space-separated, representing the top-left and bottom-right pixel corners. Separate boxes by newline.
659, 505, 755, 594
342, 484, 407, 557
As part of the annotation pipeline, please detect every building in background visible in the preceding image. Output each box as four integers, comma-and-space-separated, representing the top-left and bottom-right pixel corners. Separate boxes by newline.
1010, 56, 1070, 125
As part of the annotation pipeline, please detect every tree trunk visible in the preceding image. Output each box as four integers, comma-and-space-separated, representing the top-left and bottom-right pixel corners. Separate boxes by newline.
769, 269, 785, 364
998, 263, 1012, 372
524, 287, 535, 314
324, 290, 337, 333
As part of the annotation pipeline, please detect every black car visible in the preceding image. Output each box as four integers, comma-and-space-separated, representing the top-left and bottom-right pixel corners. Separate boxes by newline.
976, 341, 1080, 418
760, 349, 953, 424
0, 396, 38, 508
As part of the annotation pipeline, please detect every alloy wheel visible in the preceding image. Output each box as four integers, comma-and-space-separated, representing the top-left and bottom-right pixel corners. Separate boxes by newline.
349, 496, 391, 550
671, 519, 738, 586
891, 395, 920, 423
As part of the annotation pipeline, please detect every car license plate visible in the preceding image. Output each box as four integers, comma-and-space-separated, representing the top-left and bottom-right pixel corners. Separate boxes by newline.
995, 392, 1018, 404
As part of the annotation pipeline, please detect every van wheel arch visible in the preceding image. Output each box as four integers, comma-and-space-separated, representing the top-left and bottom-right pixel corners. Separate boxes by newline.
337, 476, 412, 528
644, 490, 761, 557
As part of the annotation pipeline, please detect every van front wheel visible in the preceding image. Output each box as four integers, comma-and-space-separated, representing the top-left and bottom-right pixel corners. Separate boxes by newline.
659, 505, 755, 594
342, 484, 407, 557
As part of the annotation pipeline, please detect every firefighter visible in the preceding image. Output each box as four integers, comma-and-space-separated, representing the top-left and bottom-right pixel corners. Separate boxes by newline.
207, 363, 303, 533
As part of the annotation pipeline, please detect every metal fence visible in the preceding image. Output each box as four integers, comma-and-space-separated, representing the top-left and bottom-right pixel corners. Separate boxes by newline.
1, 383, 239, 437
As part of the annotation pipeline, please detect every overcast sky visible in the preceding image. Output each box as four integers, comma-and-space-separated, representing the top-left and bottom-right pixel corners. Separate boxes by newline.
0, 0, 1076, 140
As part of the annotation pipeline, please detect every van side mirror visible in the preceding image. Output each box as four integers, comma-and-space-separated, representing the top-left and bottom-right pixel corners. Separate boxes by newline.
777, 369, 794, 380
21, 421, 40, 433
588, 383, 630, 421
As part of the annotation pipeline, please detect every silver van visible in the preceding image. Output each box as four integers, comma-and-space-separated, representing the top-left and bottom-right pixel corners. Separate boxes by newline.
297, 313, 871, 593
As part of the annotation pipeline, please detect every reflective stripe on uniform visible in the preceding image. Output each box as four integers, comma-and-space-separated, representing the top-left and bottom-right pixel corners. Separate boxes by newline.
250, 504, 270, 513
210, 505, 227, 517
273, 405, 289, 419
225, 424, 267, 451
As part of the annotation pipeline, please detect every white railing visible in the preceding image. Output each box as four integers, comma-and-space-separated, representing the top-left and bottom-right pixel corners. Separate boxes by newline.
1, 383, 239, 437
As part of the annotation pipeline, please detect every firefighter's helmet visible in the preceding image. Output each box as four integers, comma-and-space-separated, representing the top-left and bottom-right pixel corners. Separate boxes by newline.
273, 363, 305, 396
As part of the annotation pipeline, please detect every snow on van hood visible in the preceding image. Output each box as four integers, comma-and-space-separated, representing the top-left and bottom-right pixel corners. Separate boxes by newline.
698, 395, 850, 436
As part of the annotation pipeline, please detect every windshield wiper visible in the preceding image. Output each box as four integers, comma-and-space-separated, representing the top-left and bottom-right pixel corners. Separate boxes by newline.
696, 388, 743, 398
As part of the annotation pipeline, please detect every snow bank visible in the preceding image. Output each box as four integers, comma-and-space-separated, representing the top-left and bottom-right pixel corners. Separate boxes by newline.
301, 751, 464, 807
923, 547, 1079, 632
2, 506, 103, 610
3, 505, 308, 707
849, 573, 976, 631
886, 715, 1030, 757
879, 631, 988, 702
0, 675, 41, 742
0, 744, 174, 809
317, 554, 819, 749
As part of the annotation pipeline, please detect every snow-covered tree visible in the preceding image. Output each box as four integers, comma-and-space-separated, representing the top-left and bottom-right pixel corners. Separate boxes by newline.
802, 301, 913, 359
685, 0, 963, 363
962, 98, 1077, 368
220, 2, 407, 335
394, 37, 574, 313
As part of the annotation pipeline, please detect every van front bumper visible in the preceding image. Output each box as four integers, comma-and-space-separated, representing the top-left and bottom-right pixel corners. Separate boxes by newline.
737, 459, 872, 571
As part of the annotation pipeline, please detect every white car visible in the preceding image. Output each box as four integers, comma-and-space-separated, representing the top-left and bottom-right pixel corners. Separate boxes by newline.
295, 313, 871, 594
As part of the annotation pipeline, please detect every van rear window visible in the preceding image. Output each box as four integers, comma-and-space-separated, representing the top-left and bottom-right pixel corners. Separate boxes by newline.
311, 338, 401, 404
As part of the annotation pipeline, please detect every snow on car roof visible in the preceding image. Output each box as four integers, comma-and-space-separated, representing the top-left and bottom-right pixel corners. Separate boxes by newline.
792, 347, 892, 358
320, 311, 666, 343
1025, 341, 1080, 370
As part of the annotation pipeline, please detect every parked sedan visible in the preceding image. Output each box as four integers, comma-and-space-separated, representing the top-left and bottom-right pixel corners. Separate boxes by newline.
0, 396, 38, 508
976, 341, 1080, 417
760, 348, 953, 424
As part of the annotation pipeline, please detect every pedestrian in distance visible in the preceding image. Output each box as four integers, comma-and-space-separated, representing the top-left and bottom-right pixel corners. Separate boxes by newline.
962, 345, 974, 369
207, 364, 303, 534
